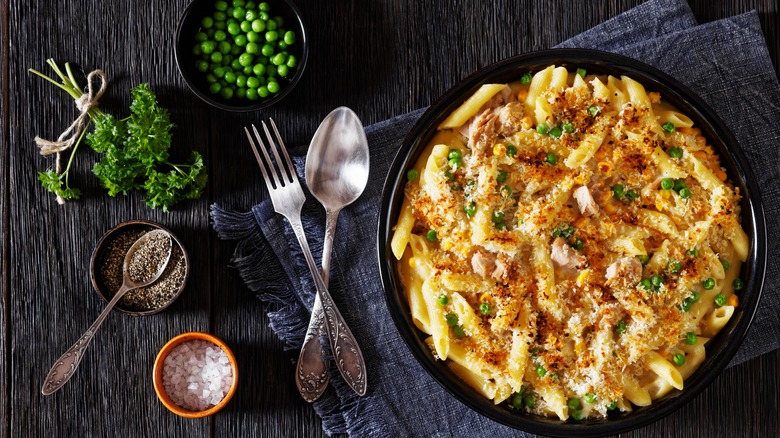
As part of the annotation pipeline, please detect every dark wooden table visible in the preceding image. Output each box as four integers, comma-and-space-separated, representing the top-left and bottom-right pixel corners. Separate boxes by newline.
2, 1, 778, 436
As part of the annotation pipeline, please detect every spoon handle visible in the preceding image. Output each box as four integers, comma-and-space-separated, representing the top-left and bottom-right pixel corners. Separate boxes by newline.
288, 212, 367, 397
295, 209, 340, 402
41, 284, 129, 395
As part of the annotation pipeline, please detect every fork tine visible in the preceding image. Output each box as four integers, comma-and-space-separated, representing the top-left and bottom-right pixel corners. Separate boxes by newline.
261, 120, 293, 185
251, 124, 282, 189
269, 118, 299, 184
244, 127, 275, 190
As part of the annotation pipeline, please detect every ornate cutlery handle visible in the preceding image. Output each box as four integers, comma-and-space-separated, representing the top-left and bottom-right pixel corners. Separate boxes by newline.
288, 213, 367, 397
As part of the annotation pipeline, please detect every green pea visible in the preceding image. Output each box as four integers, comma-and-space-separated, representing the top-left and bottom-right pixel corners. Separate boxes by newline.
685, 332, 698, 345
510, 392, 524, 409
265, 30, 279, 42
571, 410, 584, 421
523, 394, 535, 408
406, 169, 418, 181
448, 157, 460, 169
640, 278, 652, 290
272, 52, 287, 65
221, 55, 231, 66
246, 87, 259, 100
215, 1, 227, 11
240, 20, 252, 32
274, 16, 284, 26
192, 44, 203, 56
259, 2, 270, 11
576, 68, 587, 78
445, 313, 459, 327
691, 291, 700, 302
672, 353, 686, 366
506, 144, 517, 157
235, 74, 247, 87
491, 211, 504, 224
479, 302, 491, 315
612, 184, 625, 199
246, 1, 256, 9
639, 254, 651, 265
283, 55, 296, 68
464, 202, 476, 217
584, 393, 597, 404
625, 190, 638, 201
426, 229, 437, 241
668, 147, 683, 159
615, 320, 627, 334
266, 65, 277, 77
500, 185, 512, 198
251, 63, 266, 76
200, 40, 217, 55
496, 170, 507, 183
230, 45, 242, 56
209, 82, 221, 94
227, 21, 241, 35
536, 365, 547, 377
238, 52, 253, 66
453, 325, 466, 338
588, 105, 600, 117
545, 153, 558, 165
246, 76, 260, 88
258, 85, 269, 98
201, 16, 214, 28
245, 9, 258, 21
234, 34, 248, 46
673, 179, 687, 192
662, 122, 675, 133
679, 188, 692, 198
549, 126, 563, 138
224, 70, 237, 83
714, 293, 727, 306
220, 87, 234, 99
277, 64, 289, 77
536, 123, 549, 134
278, 41, 288, 50
205, 73, 217, 84
246, 42, 260, 54
571, 239, 584, 250
213, 11, 226, 21
567, 397, 581, 410
218, 41, 231, 54
689, 248, 699, 257
244, 31, 258, 43
214, 20, 226, 30
562, 122, 574, 133
243, 65, 254, 75
232, 7, 245, 19
233, 0, 245, 7
520, 72, 532, 84
261, 44, 274, 56
661, 178, 674, 190
651, 275, 664, 287
210, 51, 223, 63
213, 66, 226, 77
267, 80, 280, 93
607, 401, 618, 410
702, 278, 715, 290
733, 278, 744, 291
206, 28, 216, 38
252, 18, 266, 33
668, 260, 682, 274
235, 87, 247, 99
196, 60, 209, 72
266, 19, 277, 31
437, 295, 449, 306
720, 259, 730, 270
284, 30, 297, 45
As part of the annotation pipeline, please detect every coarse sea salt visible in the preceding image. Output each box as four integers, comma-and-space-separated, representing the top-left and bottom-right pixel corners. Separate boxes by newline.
162, 339, 233, 411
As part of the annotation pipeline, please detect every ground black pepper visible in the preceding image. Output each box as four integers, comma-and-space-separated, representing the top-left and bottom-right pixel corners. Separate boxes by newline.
98, 226, 187, 312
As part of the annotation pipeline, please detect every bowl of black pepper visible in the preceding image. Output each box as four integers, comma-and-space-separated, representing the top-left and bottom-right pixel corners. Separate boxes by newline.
90, 220, 190, 316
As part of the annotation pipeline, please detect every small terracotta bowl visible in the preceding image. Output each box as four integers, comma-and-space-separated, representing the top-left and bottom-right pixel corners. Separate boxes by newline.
90, 220, 190, 316
153, 332, 239, 418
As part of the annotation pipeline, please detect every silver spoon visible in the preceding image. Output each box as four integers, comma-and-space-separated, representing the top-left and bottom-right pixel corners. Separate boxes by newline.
296, 107, 370, 402
41, 229, 172, 395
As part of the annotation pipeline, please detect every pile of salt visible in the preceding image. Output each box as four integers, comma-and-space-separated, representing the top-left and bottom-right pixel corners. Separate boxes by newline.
161, 339, 233, 411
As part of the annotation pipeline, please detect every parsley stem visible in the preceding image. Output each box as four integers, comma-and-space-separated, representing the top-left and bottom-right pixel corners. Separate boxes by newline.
63, 121, 90, 186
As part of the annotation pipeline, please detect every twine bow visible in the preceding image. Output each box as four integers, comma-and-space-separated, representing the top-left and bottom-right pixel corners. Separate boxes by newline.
35, 69, 107, 168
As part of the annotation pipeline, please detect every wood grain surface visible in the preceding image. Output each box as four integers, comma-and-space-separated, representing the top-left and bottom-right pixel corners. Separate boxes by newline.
2, 1, 778, 437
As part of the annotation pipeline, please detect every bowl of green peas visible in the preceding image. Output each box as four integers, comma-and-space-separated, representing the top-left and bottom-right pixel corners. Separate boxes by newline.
175, 0, 307, 111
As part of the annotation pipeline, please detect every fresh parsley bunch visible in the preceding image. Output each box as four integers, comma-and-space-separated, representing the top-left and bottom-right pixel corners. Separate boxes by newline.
88, 84, 207, 212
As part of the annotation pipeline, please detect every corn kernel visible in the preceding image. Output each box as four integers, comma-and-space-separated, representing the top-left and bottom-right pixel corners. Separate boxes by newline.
597, 161, 612, 174
727, 294, 739, 307
517, 89, 528, 101
655, 198, 665, 212
521, 115, 533, 130
648, 92, 661, 104
575, 216, 589, 229
408, 257, 416, 268
693, 151, 708, 161
479, 292, 491, 303
604, 201, 617, 214
493, 144, 506, 156
576, 269, 591, 286
442, 240, 453, 251
715, 168, 727, 181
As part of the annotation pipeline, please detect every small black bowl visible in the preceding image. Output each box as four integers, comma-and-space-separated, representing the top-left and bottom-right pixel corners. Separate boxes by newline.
377, 49, 767, 436
174, 0, 308, 112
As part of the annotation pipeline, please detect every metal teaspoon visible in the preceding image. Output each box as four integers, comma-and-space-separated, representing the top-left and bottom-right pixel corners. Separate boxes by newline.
296, 107, 370, 402
41, 229, 172, 395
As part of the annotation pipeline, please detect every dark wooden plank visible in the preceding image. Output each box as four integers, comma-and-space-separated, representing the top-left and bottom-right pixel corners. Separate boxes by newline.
7, 0, 212, 436
1, 0, 10, 435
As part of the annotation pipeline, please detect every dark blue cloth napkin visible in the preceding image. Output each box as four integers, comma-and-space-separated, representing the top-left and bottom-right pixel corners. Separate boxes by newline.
212, 0, 780, 435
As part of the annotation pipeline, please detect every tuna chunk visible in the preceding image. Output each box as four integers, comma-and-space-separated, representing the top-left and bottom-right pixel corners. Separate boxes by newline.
605, 256, 643, 287
573, 185, 599, 216
550, 237, 585, 270
472, 251, 494, 277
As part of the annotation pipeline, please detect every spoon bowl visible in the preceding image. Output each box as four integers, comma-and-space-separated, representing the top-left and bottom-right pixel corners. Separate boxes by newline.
296, 107, 370, 402
41, 230, 172, 395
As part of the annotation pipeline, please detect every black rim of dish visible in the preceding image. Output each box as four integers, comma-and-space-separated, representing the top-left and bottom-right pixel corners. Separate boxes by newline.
174, 0, 309, 112
376, 48, 766, 437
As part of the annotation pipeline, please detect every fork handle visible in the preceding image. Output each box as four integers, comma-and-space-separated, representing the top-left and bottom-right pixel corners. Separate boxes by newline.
288, 213, 367, 397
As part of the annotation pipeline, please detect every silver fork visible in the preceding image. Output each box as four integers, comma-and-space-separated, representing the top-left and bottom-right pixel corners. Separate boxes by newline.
244, 120, 367, 397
